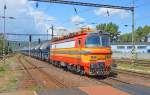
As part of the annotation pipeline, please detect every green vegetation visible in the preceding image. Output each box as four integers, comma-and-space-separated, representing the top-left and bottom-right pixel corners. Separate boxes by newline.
119, 25, 150, 42
27, 84, 43, 92
117, 63, 150, 74
0, 35, 4, 55
0, 57, 20, 92
0, 64, 9, 77
96, 22, 120, 42
0, 35, 13, 56
0, 75, 18, 92
96, 23, 150, 43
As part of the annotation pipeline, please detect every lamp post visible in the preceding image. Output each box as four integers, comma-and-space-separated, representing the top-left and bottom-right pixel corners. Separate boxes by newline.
47, 25, 54, 40
1, 4, 15, 63
47, 30, 48, 41
47, 25, 54, 64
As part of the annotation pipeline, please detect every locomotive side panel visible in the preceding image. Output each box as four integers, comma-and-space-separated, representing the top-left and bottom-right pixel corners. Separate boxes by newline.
50, 35, 85, 65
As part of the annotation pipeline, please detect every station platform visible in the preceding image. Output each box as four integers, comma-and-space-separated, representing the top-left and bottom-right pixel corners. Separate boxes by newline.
37, 86, 129, 95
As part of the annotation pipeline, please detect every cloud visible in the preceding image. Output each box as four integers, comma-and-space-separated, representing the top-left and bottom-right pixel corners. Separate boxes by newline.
0, 0, 56, 41
94, 8, 129, 18
71, 15, 85, 24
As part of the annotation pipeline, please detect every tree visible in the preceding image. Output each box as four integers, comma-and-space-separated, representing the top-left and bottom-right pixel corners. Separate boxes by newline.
119, 33, 132, 42
96, 22, 120, 42
119, 25, 150, 42
134, 26, 150, 42
0, 35, 4, 55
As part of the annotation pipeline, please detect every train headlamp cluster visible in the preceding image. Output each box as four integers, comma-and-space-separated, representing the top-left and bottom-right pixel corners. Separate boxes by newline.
91, 56, 97, 59
105, 55, 111, 59
91, 55, 110, 60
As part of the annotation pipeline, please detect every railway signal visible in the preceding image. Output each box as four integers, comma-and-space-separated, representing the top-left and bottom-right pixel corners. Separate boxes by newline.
38, 38, 41, 44
36, 2, 39, 8
29, 35, 32, 56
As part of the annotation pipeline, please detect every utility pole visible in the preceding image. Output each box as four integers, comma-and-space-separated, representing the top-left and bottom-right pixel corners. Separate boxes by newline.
7, 41, 9, 55
51, 24, 54, 39
47, 30, 48, 41
29, 35, 32, 56
48, 24, 54, 64
47, 24, 54, 41
3, 4, 7, 64
0, 4, 15, 63
131, 0, 136, 64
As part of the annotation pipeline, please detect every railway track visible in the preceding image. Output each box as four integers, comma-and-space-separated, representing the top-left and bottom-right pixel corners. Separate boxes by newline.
113, 59, 150, 67
19, 55, 149, 89
84, 70, 149, 87
17, 56, 39, 86
95, 69, 150, 87
96, 76, 133, 87
18, 56, 34, 80
22, 56, 67, 88
117, 69, 150, 79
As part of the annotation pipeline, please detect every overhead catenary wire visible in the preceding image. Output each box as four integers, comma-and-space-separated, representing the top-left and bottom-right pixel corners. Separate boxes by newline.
29, 0, 133, 10
27, 0, 136, 30
0, 33, 57, 36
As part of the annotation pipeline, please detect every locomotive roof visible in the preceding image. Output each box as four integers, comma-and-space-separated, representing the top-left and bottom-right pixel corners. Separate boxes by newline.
87, 30, 110, 35
51, 29, 110, 42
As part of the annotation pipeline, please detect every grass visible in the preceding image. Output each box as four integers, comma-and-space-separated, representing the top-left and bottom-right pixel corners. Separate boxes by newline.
117, 62, 150, 74
0, 54, 43, 93
27, 84, 43, 92
0, 56, 21, 93
0, 63, 10, 78
0, 75, 18, 92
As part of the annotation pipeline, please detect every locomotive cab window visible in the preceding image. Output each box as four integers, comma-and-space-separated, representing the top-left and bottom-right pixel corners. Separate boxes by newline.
86, 34, 110, 47
78, 39, 81, 47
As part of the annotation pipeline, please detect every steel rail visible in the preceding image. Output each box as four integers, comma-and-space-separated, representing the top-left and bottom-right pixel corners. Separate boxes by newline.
117, 69, 150, 79
22, 56, 67, 88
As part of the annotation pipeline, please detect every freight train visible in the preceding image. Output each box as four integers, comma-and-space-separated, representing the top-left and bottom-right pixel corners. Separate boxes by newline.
21, 28, 115, 76
21, 41, 50, 61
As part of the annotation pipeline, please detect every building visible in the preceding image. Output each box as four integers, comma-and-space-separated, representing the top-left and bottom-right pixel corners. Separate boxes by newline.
148, 33, 150, 42
111, 42, 150, 53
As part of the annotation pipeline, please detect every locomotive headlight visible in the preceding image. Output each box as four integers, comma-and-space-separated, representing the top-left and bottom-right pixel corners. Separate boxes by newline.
105, 55, 110, 59
91, 56, 97, 59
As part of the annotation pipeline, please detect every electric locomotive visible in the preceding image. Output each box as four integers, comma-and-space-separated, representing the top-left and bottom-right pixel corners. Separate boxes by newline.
50, 28, 112, 76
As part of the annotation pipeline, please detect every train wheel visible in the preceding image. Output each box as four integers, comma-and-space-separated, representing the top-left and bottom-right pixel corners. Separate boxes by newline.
48, 60, 51, 64
80, 67, 85, 76
109, 71, 117, 78
72, 65, 78, 74
66, 64, 71, 71
57, 61, 61, 68
76, 65, 81, 73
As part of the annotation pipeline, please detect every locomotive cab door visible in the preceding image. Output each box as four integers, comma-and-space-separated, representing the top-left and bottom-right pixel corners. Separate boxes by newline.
77, 38, 82, 64
77, 38, 85, 75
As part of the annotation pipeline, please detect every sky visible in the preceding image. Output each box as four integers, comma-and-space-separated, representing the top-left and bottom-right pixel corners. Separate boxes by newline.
0, 0, 150, 41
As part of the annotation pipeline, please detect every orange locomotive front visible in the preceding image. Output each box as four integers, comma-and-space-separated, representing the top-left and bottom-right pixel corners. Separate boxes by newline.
50, 29, 112, 76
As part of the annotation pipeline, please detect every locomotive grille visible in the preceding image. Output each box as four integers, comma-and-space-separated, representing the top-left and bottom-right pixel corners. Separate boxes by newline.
90, 62, 105, 75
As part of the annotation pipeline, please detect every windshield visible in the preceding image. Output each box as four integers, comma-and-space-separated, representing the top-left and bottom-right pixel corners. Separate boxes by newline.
86, 35, 110, 47
101, 36, 110, 46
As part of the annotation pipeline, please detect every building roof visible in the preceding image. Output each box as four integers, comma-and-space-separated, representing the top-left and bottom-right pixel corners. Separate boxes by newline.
111, 42, 150, 45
